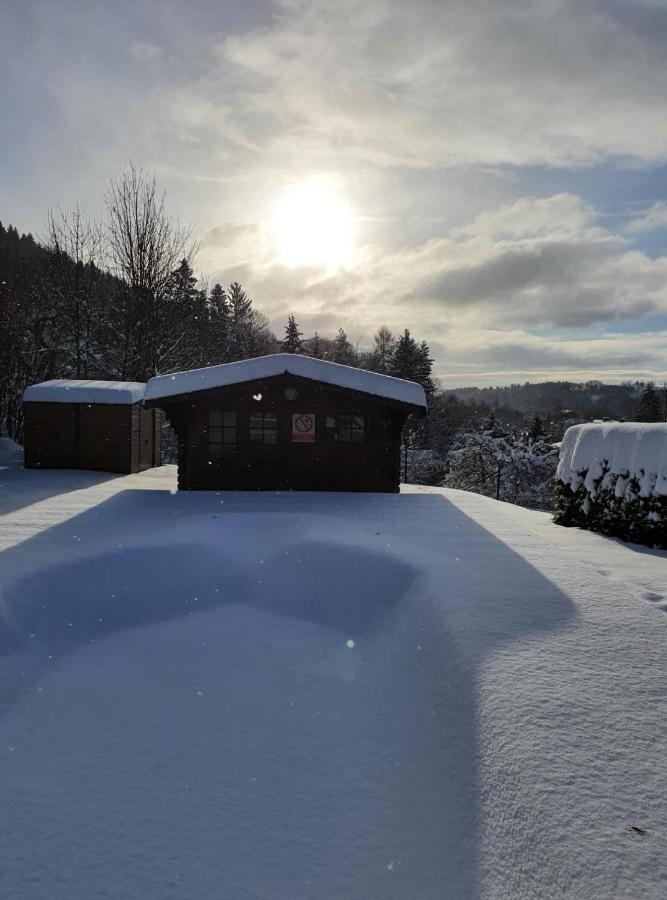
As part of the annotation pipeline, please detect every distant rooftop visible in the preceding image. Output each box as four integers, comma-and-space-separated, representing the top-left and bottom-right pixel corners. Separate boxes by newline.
144, 354, 427, 409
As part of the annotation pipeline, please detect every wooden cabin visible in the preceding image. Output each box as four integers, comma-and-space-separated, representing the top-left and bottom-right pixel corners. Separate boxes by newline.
23, 380, 161, 474
144, 354, 427, 492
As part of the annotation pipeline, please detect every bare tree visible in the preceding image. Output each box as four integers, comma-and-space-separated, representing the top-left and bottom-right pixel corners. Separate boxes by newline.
104, 162, 194, 379
46, 203, 104, 378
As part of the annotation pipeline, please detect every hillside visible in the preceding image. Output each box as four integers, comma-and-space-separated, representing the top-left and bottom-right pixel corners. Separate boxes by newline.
0, 446, 665, 899
449, 380, 653, 420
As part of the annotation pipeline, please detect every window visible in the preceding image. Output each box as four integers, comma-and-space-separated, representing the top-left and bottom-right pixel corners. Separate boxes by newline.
249, 412, 278, 445
208, 410, 237, 458
330, 415, 364, 443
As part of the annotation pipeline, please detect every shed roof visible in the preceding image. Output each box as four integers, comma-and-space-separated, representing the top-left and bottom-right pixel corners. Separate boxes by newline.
24, 379, 146, 405
144, 354, 427, 409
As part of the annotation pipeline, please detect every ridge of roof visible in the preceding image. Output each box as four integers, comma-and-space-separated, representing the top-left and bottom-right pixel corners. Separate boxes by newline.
144, 353, 427, 409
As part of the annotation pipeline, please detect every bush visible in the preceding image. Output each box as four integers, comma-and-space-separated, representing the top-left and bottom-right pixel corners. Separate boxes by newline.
554, 423, 667, 548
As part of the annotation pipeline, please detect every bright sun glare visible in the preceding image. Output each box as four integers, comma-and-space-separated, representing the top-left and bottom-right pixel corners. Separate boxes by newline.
270, 178, 357, 270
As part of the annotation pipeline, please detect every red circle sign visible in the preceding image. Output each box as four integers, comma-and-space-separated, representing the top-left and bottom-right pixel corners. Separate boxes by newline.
294, 414, 313, 433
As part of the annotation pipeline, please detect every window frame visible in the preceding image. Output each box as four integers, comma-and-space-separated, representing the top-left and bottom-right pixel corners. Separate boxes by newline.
330, 414, 365, 444
249, 411, 279, 445
208, 409, 238, 459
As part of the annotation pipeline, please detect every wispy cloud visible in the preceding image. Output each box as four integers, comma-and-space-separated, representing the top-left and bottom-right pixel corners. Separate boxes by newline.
626, 201, 667, 233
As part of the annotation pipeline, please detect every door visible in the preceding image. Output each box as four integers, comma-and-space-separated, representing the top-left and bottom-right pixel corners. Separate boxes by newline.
138, 408, 155, 471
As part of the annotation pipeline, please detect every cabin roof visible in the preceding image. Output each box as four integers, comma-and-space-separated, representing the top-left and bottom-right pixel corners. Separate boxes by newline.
144, 354, 427, 409
23, 379, 146, 405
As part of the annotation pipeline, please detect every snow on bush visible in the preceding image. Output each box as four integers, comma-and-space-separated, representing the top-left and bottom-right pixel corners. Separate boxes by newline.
554, 422, 667, 547
442, 419, 559, 510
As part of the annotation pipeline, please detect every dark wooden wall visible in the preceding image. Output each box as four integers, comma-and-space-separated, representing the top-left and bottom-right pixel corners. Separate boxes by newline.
160, 375, 409, 492
24, 402, 161, 474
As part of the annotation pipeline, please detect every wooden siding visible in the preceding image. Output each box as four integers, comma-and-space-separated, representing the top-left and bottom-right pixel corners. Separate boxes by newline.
160, 374, 411, 493
24, 403, 79, 469
24, 402, 161, 475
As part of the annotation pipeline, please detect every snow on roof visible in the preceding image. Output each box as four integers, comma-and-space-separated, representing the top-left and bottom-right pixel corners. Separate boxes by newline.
23, 379, 146, 405
144, 354, 427, 408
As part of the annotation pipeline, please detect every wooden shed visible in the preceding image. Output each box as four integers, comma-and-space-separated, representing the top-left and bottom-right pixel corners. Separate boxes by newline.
144, 354, 426, 492
23, 380, 161, 474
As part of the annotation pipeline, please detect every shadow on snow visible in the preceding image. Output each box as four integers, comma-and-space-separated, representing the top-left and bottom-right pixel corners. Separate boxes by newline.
0, 487, 574, 900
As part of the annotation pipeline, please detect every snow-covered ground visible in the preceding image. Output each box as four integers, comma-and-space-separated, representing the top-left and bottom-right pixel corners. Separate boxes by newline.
0, 438, 665, 899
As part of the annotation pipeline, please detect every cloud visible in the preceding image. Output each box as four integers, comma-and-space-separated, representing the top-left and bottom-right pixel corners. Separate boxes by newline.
430, 328, 667, 387
129, 42, 165, 63
626, 201, 667, 233
208, 0, 667, 170
207, 194, 667, 334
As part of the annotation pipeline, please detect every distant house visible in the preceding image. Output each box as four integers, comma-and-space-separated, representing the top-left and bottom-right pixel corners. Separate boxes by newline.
23, 380, 161, 474
144, 354, 427, 492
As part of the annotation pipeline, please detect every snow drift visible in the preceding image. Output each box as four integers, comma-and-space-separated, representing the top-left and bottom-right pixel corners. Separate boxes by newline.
555, 422, 667, 546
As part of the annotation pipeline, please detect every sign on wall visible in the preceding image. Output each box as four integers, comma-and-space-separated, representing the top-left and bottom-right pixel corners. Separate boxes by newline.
292, 413, 316, 443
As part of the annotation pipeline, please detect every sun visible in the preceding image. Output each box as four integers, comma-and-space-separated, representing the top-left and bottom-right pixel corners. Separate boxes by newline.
270, 177, 357, 269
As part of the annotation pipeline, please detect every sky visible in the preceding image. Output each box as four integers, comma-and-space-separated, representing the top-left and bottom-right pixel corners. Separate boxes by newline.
2, 0, 667, 386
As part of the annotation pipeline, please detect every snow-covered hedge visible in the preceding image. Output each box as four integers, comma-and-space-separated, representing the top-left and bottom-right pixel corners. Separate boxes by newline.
554, 423, 667, 547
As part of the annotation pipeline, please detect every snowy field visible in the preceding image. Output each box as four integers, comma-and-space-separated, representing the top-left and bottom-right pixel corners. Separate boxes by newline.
0, 437, 665, 899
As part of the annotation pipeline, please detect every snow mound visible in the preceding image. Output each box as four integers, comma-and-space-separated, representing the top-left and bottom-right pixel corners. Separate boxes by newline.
144, 353, 427, 409
24, 380, 146, 405
557, 422, 667, 498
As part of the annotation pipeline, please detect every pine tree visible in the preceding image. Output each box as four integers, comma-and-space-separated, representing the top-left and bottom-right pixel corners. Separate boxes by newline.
528, 413, 545, 441
207, 283, 229, 365
162, 258, 205, 371
310, 332, 324, 359
226, 282, 253, 361
332, 328, 355, 365
282, 315, 304, 353
415, 340, 435, 397
390, 329, 420, 381
209, 283, 228, 322
634, 383, 664, 422
367, 326, 395, 373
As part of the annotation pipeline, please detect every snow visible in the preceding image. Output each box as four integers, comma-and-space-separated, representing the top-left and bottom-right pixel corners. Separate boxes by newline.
144, 353, 427, 408
557, 422, 667, 497
23, 379, 146, 405
0, 443, 665, 899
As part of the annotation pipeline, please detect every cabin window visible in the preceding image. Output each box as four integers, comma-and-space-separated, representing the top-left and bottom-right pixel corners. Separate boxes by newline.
249, 412, 278, 445
208, 410, 237, 457
329, 415, 364, 443
367, 417, 391, 440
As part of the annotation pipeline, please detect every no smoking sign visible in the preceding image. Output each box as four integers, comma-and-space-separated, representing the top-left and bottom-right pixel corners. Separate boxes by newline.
291, 413, 316, 443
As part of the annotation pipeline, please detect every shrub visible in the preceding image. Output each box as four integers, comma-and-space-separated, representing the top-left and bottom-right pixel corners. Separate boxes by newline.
554, 423, 667, 548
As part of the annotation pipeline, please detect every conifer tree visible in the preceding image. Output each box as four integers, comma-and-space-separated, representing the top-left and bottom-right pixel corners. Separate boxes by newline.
207, 283, 229, 364
368, 326, 395, 373
390, 329, 420, 380
282, 315, 304, 353
332, 327, 355, 365
226, 282, 253, 360
309, 332, 324, 359
634, 382, 664, 422
162, 258, 205, 371
528, 413, 545, 441
415, 340, 435, 397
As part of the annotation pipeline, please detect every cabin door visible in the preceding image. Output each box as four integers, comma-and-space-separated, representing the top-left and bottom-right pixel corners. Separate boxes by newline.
138, 408, 155, 471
